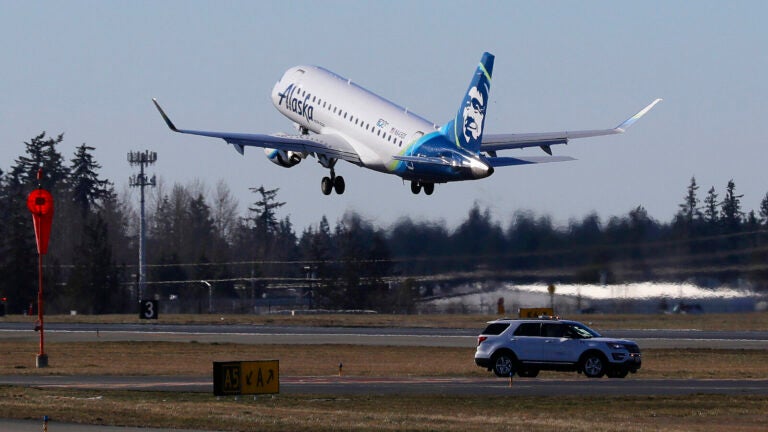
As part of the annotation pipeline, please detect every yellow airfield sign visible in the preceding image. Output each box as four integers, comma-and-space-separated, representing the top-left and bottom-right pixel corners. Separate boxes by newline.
213, 360, 279, 396
518, 307, 555, 318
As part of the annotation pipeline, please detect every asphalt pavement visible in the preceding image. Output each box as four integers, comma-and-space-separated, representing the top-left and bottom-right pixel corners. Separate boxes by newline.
1, 322, 766, 349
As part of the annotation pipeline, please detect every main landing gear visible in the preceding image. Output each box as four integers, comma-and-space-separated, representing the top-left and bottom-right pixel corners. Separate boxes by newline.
321, 169, 345, 195
410, 181, 434, 195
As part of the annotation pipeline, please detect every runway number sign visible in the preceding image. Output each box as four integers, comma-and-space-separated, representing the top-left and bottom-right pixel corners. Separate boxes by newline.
139, 299, 158, 320
213, 360, 279, 396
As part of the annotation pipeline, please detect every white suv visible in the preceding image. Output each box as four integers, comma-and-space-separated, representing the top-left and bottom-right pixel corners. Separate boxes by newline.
474, 318, 641, 378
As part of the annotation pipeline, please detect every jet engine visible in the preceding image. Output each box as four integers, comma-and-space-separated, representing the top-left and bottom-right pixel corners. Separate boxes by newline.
264, 148, 303, 167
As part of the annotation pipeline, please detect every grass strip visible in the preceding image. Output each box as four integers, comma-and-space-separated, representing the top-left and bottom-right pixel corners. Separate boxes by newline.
1, 387, 766, 432
1, 341, 767, 379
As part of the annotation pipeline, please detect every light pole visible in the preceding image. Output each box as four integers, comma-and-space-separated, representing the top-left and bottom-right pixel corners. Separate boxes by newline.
201, 280, 213, 313
128, 151, 157, 303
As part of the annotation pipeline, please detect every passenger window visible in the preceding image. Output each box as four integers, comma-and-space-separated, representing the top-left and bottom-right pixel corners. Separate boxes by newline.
481, 323, 510, 335
513, 323, 541, 337
542, 323, 565, 338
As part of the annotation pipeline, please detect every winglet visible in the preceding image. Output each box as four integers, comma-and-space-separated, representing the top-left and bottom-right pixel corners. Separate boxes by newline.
615, 98, 662, 132
152, 98, 179, 132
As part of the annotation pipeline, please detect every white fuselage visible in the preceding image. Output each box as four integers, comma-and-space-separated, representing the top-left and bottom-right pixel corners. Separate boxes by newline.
270, 66, 440, 173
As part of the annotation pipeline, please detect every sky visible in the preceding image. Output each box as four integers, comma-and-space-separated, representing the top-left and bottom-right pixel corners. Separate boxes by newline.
1, 1, 766, 232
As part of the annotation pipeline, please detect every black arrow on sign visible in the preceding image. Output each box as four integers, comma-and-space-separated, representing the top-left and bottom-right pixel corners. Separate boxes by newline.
246, 371, 253, 386
267, 369, 274, 384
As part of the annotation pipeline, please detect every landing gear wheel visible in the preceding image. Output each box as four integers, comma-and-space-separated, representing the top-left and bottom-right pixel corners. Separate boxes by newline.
334, 176, 345, 194
410, 181, 422, 195
321, 177, 333, 195
423, 183, 434, 195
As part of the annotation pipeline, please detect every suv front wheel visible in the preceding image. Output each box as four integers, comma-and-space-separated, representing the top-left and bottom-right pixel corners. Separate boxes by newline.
492, 352, 516, 377
582, 353, 606, 378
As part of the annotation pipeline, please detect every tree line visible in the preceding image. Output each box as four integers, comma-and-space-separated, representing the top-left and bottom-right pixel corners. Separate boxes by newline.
1, 133, 767, 314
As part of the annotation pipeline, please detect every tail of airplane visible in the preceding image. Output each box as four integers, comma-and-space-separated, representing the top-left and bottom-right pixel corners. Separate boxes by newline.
442, 52, 495, 154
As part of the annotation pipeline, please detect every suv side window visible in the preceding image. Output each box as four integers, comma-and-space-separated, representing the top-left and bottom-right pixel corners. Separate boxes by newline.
513, 322, 541, 336
542, 323, 565, 337
482, 323, 510, 335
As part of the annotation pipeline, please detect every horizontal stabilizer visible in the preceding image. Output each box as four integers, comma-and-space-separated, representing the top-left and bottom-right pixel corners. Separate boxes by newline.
487, 155, 576, 167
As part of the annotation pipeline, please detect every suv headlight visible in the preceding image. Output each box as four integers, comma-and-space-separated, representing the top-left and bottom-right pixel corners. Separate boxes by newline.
605, 342, 626, 350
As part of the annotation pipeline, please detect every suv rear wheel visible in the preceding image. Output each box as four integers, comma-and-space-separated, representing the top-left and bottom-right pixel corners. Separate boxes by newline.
492, 352, 516, 377
582, 353, 606, 378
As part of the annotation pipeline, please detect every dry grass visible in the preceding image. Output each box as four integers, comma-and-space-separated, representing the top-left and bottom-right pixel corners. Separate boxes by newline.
1, 387, 766, 432
2, 311, 768, 331
1, 341, 767, 379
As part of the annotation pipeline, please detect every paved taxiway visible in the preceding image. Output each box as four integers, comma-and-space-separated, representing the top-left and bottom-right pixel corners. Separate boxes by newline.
0, 322, 766, 349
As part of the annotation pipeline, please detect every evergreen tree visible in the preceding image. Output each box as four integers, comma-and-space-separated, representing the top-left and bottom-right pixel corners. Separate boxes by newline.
69, 144, 112, 215
248, 186, 285, 236
0, 166, 38, 313
65, 213, 121, 313
14, 132, 69, 192
759, 192, 768, 225
703, 186, 719, 226
720, 179, 743, 231
677, 176, 701, 224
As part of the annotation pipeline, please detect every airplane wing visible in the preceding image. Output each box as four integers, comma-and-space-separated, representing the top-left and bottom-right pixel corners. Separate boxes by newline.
152, 99, 362, 165
481, 99, 662, 154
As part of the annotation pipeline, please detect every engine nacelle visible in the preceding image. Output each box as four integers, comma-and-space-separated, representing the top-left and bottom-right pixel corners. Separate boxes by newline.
264, 148, 302, 167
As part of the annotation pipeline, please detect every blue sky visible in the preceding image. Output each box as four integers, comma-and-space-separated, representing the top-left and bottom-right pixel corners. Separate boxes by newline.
1, 1, 766, 231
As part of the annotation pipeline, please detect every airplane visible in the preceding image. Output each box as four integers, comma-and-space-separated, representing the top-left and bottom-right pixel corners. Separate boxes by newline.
153, 52, 660, 196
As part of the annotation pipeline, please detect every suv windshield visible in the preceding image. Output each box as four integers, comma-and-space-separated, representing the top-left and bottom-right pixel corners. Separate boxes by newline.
566, 322, 601, 339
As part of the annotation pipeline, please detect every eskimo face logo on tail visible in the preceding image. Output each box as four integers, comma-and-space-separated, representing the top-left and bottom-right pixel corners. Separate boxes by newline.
277, 83, 314, 123
461, 83, 487, 148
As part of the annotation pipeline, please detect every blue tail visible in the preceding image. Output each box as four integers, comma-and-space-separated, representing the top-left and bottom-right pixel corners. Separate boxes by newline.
442, 52, 494, 154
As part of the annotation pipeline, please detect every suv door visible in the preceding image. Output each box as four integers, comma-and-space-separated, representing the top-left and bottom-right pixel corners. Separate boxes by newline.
510, 322, 543, 361
540, 323, 585, 362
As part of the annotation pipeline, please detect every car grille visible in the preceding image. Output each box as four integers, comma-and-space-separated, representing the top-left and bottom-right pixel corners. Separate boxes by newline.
626, 344, 640, 353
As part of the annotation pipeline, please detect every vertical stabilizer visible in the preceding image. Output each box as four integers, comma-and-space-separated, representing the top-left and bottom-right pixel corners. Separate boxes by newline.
444, 52, 494, 154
